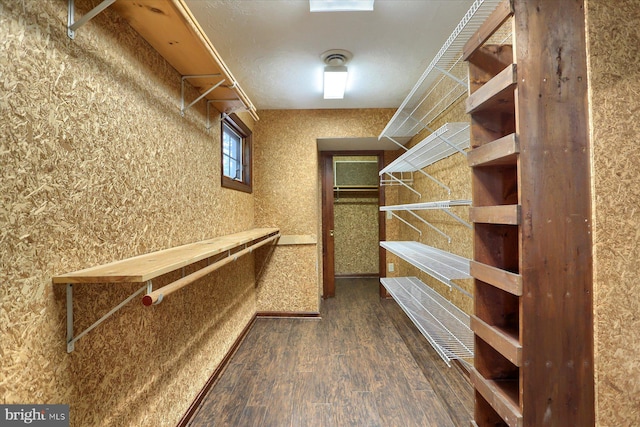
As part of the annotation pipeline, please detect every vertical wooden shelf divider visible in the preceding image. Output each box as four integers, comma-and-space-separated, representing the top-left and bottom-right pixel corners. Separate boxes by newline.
464, 1, 595, 426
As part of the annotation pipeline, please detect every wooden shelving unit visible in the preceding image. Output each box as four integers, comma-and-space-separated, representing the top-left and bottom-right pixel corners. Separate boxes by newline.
68, 0, 258, 121
464, 1, 594, 426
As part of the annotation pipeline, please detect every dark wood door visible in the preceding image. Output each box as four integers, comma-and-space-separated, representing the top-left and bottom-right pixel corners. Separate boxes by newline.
321, 151, 387, 299
321, 152, 336, 298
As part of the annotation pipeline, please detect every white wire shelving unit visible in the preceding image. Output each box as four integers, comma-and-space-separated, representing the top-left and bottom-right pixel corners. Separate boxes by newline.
381, 276, 473, 366
378, 0, 504, 143
380, 199, 472, 242
379, 122, 470, 195
380, 241, 472, 298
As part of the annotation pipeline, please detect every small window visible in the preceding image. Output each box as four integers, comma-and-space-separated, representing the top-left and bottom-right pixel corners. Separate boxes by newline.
221, 113, 252, 193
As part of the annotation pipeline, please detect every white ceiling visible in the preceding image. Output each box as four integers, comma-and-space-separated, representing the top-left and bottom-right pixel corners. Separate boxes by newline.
185, 0, 474, 111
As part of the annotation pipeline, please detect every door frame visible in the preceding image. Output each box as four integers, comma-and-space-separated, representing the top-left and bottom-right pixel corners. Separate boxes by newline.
321, 150, 387, 298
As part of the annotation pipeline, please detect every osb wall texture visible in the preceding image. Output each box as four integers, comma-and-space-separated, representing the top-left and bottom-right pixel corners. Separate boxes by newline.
1, 1, 257, 426
334, 156, 379, 275
253, 109, 394, 309
586, 0, 640, 425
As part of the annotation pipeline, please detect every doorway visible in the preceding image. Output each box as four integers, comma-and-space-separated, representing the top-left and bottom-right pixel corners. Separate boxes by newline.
321, 151, 386, 298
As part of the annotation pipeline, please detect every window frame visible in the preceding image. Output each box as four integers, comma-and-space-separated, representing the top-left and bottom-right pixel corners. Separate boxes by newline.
221, 113, 252, 193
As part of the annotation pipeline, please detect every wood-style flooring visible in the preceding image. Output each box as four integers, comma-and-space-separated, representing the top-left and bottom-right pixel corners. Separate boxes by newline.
187, 278, 473, 426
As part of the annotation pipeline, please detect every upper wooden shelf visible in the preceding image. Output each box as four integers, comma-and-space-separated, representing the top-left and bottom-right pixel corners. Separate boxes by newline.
466, 63, 517, 114
52, 228, 279, 284
110, 0, 258, 121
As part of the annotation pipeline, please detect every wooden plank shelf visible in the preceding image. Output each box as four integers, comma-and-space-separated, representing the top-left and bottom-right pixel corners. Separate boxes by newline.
466, 63, 517, 114
381, 277, 473, 366
53, 228, 280, 284
53, 227, 280, 352
470, 261, 522, 296
110, 0, 258, 120
470, 205, 521, 225
471, 316, 522, 366
470, 368, 523, 427
467, 133, 519, 167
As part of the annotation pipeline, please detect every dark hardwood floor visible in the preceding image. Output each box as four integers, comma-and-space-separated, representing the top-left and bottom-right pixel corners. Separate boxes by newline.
187, 278, 473, 427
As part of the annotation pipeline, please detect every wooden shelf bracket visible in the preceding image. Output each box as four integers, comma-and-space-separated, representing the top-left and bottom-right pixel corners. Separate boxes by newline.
67, 0, 115, 39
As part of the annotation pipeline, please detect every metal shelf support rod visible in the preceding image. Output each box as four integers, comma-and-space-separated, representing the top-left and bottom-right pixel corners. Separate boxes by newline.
390, 212, 422, 236
443, 209, 472, 229
68, 0, 116, 39
383, 135, 410, 151
433, 65, 468, 87
426, 126, 469, 158
66, 281, 150, 353
384, 173, 421, 197
405, 209, 452, 243
180, 74, 223, 116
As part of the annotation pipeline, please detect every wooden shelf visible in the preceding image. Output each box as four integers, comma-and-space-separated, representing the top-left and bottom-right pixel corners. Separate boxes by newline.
470, 205, 521, 225
467, 133, 519, 167
466, 64, 517, 114
470, 261, 522, 296
53, 228, 279, 284
110, 0, 258, 120
53, 227, 279, 352
381, 277, 473, 366
470, 368, 522, 427
471, 316, 521, 366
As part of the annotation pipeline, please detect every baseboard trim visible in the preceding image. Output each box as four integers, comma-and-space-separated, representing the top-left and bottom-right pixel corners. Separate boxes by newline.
453, 359, 471, 381
335, 273, 379, 278
256, 311, 321, 318
176, 314, 258, 427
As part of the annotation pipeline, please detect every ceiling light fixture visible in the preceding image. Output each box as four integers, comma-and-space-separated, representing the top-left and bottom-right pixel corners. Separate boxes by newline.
310, 0, 374, 12
322, 49, 352, 99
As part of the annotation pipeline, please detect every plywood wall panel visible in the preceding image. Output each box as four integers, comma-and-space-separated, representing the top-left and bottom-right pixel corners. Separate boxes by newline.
255, 245, 319, 312
586, 1, 640, 425
334, 198, 379, 275
253, 109, 394, 310
1, 1, 256, 425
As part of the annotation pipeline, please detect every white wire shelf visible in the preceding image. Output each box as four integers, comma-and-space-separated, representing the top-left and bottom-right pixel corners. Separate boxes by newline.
379, 122, 470, 195
379, 0, 504, 140
381, 200, 472, 242
380, 241, 472, 297
381, 276, 473, 366
380, 200, 471, 211
380, 122, 470, 175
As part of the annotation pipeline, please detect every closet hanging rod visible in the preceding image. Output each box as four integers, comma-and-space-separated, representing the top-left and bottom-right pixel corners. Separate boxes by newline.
142, 233, 280, 306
